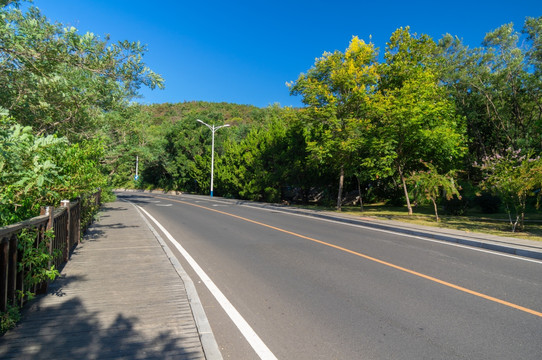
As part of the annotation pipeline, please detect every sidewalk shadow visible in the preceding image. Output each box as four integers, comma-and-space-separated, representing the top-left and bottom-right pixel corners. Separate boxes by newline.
0, 297, 203, 359
100, 205, 129, 212
83, 222, 141, 242
116, 194, 154, 206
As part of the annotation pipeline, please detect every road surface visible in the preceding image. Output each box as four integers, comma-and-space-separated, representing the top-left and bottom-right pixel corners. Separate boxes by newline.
120, 192, 542, 360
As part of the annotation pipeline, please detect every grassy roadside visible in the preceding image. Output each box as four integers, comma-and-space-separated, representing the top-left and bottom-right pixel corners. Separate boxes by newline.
295, 203, 542, 242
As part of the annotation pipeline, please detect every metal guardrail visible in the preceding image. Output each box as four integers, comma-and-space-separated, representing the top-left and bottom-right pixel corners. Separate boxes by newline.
0, 190, 101, 312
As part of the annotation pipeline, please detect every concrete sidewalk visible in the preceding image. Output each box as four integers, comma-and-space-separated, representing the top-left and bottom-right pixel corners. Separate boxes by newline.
0, 200, 221, 360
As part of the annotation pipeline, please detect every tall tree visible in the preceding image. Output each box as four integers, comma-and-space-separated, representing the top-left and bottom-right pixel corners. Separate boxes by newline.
374, 27, 466, 215
439, 17, 542, 165
289, 36, 378, 210
0, 3, 164, 140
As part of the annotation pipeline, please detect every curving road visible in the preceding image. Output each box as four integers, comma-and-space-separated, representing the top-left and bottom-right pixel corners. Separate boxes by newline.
119, 192, 542, 360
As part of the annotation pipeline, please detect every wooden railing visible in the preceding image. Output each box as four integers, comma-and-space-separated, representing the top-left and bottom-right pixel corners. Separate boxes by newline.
0, 189, 101, 312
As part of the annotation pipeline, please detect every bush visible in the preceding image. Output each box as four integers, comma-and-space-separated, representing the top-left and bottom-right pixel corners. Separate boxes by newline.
386, 187, 407, 207
442, 196, 468, 215
1, 305, 20, 335
476, 192, 502, 213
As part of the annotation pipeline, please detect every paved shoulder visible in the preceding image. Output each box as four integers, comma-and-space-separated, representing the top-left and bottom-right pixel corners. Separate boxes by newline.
0, 200, 211, 360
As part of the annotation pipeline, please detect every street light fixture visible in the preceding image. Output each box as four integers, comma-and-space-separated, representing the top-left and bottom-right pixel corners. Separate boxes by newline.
196, 119, 230, 197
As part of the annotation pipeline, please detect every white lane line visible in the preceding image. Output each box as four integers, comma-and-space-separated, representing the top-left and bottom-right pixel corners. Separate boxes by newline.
136, 205, 278, 360
156, 203, 173, 207
241, 204, 542, 265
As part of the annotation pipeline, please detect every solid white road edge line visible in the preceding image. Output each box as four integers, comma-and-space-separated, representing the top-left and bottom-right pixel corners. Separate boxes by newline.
136, 205, 278, 360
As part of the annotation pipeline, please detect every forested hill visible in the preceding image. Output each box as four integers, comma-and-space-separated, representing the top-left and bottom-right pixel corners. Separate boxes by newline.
142, 101, 278, 127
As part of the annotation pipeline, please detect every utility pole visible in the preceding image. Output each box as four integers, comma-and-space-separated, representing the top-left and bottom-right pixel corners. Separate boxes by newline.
196, 119, 230, 197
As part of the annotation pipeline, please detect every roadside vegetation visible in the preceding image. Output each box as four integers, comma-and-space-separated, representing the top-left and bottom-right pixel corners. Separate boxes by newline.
0, 0, 163, 333
342, 205, 542, 241
1, 0, 542, 265
131, 22, 542, 236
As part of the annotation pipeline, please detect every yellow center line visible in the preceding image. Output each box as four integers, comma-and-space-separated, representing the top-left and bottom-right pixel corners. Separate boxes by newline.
157, 196, 542, 318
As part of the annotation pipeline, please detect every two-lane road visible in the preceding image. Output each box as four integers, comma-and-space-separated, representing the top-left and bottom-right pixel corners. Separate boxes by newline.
120, 192, 542, 359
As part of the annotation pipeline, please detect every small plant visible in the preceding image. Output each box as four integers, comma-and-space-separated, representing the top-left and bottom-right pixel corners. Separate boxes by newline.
17, 228, 60, 294
1, 228, 60, 335
408, 162, 461, 222
1, 304, 21, 335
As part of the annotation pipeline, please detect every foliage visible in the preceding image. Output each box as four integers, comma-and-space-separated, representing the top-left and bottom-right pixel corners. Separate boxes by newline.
218, 113, 291, 201
373, 27, 467, 215
438, 17, 542, 167
289, 36, 379, 210
475, 192, 502, 214
479, 148, 542, 231
408, 162, 461, 222
17, 228, 59, 298
0, 3, 164, 141
0, 118, 108, 226
0, 119, 67, 224
1, 304, 20, 335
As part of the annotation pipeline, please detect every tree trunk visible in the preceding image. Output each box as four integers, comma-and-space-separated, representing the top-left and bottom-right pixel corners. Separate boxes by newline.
431, 197, 439, 222
398, 165, 413, 215
356, 175, 364, 212
337, 165, 344, 211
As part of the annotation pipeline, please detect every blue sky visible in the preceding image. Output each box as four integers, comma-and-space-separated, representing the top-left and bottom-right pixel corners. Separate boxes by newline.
36, 0, 541, 108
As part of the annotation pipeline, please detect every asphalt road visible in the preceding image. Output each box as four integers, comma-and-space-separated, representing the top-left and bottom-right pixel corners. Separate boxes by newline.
120, 192, 542, 360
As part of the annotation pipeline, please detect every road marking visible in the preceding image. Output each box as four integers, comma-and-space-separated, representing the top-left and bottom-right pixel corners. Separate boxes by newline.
133, 193, 542, 263
156, 203, 172, 207
242, 204, 542, 264
136, 205, 278, 360
158, 196, 542, 319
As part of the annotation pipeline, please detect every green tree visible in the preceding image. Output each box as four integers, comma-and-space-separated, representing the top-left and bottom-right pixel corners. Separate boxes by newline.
438, 18, 542, 166
374, 27, 466, 215
479, 149, 542, 232
0, 3, 163, 140
289, 36, 378, 210
0, 117, 107, 226
218, 114, 291, 201
409, 162, 461, 222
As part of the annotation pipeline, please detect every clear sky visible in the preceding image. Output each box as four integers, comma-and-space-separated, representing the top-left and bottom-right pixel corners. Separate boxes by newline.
36, 0, 541, 108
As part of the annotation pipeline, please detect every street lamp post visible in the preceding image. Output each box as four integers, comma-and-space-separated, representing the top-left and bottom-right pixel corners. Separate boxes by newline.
196, 119, 230, 197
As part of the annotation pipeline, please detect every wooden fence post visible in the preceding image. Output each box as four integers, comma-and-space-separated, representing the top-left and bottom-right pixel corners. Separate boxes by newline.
61, 200, 70, 262
8, 235, 18, 308
38, 207, 54, 294
0, 241, 8, 312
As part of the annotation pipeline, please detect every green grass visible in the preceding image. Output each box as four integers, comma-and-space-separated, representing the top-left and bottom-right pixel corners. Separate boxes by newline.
293, 203, 542, 241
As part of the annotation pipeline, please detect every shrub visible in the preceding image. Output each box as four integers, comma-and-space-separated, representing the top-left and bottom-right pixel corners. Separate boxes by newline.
442, 196, 468, 215
476, 192, 502, 214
